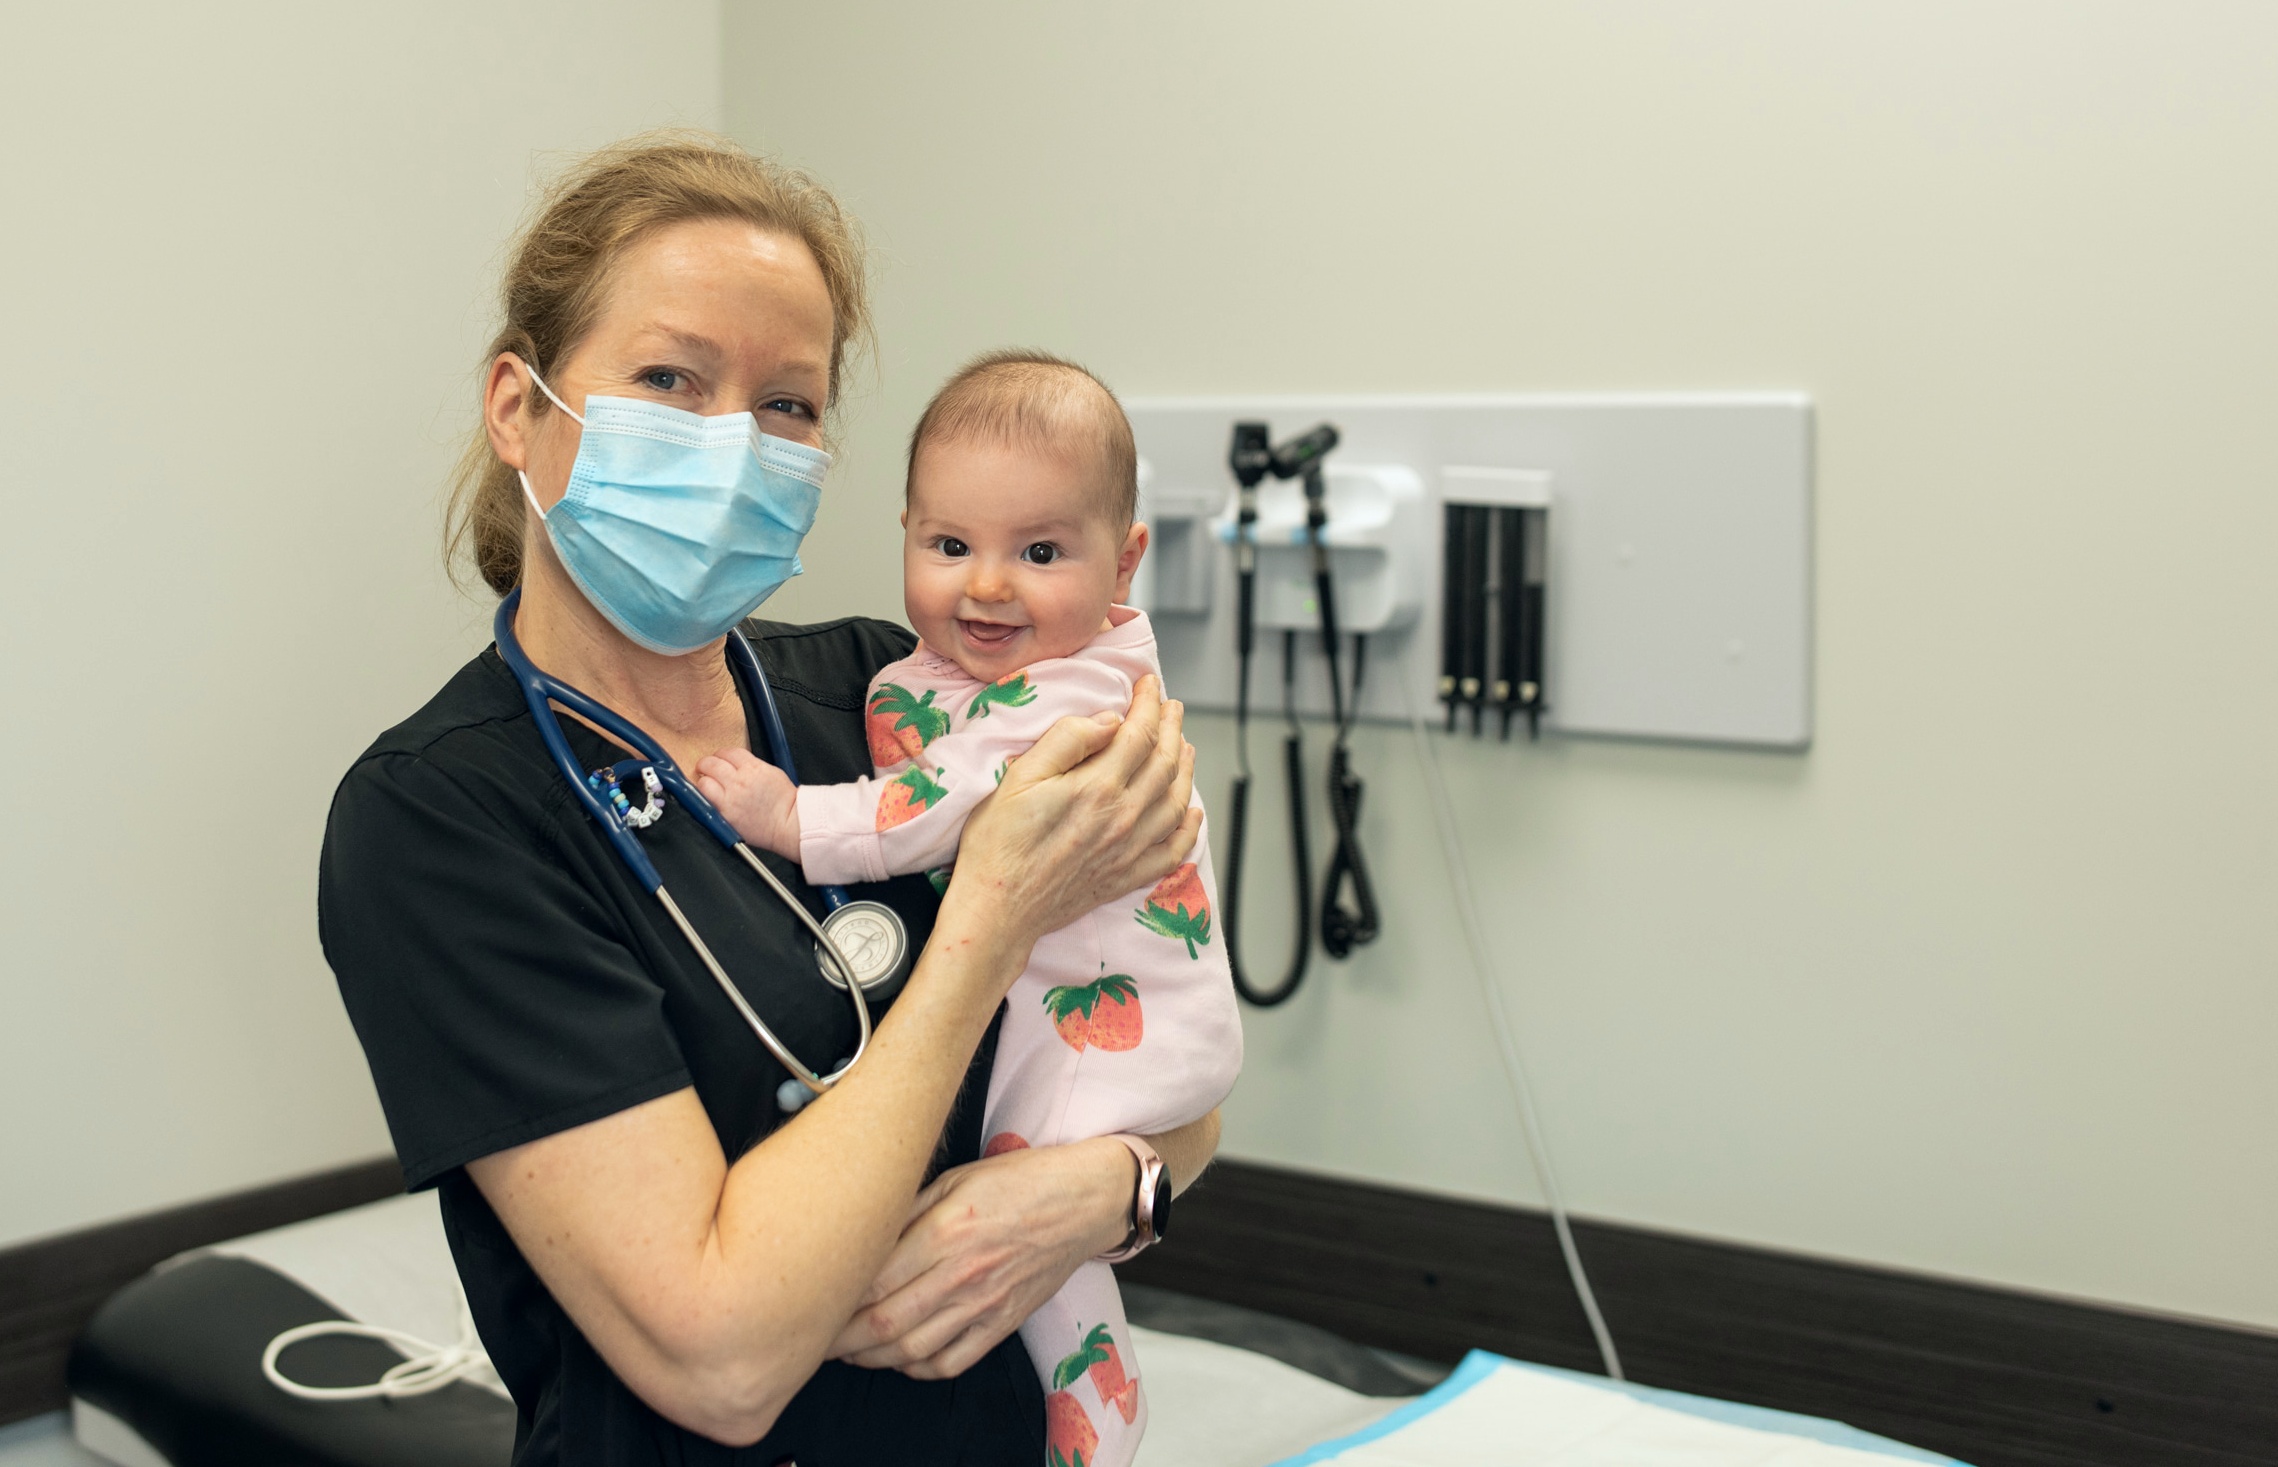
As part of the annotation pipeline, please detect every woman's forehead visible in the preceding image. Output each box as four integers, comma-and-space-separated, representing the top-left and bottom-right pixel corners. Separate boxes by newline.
590, 218, 833, 376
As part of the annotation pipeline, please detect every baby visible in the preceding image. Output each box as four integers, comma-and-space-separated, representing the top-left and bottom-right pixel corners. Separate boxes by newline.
698, 350, 1242, 1467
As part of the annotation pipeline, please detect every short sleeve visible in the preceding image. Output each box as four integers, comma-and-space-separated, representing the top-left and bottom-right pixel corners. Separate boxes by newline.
319, 752, 691, 1188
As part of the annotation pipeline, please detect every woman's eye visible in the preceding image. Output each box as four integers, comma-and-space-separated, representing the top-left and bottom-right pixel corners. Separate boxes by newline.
1021, 543, 1060, 566
761, 396, 815, 420
641, 369, 682, 392
937, 537, 970, 557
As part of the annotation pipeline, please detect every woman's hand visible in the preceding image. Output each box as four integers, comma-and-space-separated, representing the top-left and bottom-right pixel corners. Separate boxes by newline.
953, 675, 1200, 948
828, 1140, 1130, 1378
831, 1110, 1222, 1378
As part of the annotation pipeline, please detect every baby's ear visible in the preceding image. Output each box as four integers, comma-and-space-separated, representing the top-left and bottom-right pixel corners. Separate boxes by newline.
1113, 520, 1150, 601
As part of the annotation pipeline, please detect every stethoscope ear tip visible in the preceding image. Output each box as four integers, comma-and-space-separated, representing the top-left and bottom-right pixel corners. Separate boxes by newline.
775, 1056, 853, 1115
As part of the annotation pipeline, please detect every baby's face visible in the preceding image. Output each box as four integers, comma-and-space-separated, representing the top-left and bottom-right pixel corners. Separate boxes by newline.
903, 434, 1147, 684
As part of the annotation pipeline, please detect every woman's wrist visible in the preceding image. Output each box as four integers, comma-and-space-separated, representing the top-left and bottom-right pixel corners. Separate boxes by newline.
906, 891, 1035, 1016
933, 872, 1044, 973
1064, 1136, 1140, 1259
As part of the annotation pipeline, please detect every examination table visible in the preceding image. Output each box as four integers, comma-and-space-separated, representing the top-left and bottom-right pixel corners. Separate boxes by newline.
66, 1195, 1965, 1466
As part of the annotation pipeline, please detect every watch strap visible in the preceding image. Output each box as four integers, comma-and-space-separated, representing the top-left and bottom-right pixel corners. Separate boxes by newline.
1097, 1134, 1165, 1263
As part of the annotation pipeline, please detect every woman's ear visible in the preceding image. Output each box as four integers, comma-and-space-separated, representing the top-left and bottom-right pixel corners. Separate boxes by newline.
1112, 521, 1151, 602
483, 354, 535, 472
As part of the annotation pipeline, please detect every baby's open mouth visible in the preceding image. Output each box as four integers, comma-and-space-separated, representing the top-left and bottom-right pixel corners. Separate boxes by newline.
958, 620, 1026, 648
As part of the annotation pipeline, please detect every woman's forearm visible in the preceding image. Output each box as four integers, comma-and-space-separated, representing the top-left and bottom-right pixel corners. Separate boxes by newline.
1149, 1107, 1221, 1195
473, 896, 1032, 1445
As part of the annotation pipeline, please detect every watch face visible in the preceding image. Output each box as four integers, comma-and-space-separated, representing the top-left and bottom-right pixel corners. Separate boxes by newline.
1151, 1172, 1174, 1243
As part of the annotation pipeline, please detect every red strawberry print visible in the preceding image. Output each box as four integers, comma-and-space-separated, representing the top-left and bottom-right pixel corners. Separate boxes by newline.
1045, 1390, 1097, 1467
1083, 1324, 1141, 1425
1134, 862, 1212, 959
1046, 994, 1090, 1052
866, 683, 949, 767
967, 671, 1040, 720
1047, 1332, 1107, 1467
1085, 979, 1143, 1052
1042, 972, 1142, 1052
875, 766, 947, 831
982, 1132, 1030, 1158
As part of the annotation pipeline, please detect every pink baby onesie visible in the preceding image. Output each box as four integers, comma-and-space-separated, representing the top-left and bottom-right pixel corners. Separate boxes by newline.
797, 607, 1242, 1467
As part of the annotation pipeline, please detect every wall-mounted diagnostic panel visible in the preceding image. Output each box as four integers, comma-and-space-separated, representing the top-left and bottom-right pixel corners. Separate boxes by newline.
1127, 394, 1814, 750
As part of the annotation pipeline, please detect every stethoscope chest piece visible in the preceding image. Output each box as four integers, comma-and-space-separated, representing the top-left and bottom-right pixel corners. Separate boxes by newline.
816, 899, 912, 997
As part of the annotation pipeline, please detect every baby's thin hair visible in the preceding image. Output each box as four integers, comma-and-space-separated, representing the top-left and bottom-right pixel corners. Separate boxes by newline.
906, 349, 1139, 526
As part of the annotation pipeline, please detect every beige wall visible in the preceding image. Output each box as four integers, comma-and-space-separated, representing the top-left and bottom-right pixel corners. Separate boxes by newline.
0, 2, 721, 1248
727, 2, 2278, 1328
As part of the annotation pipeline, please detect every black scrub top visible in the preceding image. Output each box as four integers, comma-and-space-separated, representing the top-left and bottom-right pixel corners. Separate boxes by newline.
318, 615, 1043, 1466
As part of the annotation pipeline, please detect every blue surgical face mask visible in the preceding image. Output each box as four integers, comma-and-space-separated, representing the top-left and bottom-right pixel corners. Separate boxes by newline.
515, 359, 829, 654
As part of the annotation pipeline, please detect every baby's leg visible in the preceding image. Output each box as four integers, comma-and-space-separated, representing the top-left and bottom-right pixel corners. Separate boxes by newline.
1024, 1259, 1145, 1467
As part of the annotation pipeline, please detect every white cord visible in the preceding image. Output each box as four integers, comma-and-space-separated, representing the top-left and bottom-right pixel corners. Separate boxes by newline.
262, 1298, 503, 1401
1398, 669, 1626, 1381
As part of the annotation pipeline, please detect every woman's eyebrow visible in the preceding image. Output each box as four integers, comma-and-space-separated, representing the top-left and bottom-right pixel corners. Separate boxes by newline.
637, 324, 728, 361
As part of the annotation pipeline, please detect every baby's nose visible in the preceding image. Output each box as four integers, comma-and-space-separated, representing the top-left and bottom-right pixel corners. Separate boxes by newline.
965, 562, 1014, 601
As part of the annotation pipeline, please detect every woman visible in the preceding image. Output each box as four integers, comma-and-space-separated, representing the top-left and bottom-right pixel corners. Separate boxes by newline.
319, 135, 1217, 1463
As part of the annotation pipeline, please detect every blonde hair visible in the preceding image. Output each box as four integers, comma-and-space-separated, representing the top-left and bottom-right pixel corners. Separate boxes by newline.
907, 350, 1139, 527
445, 132, 870, 594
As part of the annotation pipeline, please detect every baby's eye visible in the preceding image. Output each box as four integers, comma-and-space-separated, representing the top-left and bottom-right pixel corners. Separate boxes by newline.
936, 536, 970, 558
1021, 542, 1061, 566
641, 369, 683, 392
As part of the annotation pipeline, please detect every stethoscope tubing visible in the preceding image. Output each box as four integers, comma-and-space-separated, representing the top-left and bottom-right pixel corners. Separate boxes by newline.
492, 589, 872, 1094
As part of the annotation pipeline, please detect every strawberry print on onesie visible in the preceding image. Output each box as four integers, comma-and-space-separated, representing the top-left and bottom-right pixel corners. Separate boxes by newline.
866, 683, 949, 767
1135, 863, 1212, 959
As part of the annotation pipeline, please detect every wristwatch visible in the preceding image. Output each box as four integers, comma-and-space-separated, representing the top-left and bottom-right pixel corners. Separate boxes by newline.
1097, 1134, 1172, 1263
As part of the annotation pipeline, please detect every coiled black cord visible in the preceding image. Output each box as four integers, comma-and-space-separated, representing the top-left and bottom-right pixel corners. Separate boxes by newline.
1225, 629, 1313, 1007
1320, 634, 1379, 958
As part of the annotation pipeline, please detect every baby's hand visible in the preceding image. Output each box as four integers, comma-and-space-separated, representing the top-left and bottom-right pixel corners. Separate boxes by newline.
694, 747, 801, 860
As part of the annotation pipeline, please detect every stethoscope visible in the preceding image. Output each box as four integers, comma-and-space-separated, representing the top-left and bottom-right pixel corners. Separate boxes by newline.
492, 588, 912, 1112
1219, 422, 1381, 1009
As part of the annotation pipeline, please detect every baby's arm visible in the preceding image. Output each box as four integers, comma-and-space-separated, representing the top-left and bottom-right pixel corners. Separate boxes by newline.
798, 662, 1135, 887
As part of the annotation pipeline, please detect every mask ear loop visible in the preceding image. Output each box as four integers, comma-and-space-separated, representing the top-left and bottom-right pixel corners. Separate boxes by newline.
516, 356, 585, 425
515, 356, 586, 521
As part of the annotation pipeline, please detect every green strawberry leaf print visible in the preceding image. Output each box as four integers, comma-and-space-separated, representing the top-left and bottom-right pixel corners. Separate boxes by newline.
968, 672, 1040, 720
1135, 904, 1211, 959
1051, 1330, 1112, 1392
1043, 973, 1138, 1024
